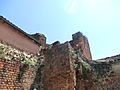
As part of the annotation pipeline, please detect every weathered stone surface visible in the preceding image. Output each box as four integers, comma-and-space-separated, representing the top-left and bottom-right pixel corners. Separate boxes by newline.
31, 33, 46, 46
0, 42, 41, 90
0, 28, 120, 90
0, 59, 22, 89
70, 32, 92, 60
41, 42, 76, 90
92, 55, 120, 90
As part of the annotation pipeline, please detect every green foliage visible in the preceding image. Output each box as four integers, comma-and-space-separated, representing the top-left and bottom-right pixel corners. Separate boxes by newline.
73, 48, 92, 80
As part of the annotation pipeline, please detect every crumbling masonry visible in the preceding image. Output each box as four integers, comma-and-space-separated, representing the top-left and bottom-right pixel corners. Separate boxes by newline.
0, 16, 120, 90
31, 32, 120, 90
0, 31, 120, 90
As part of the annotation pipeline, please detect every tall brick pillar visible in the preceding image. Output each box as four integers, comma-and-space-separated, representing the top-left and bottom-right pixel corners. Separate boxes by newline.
42, 42, 76, 90
70, 32, 92, 60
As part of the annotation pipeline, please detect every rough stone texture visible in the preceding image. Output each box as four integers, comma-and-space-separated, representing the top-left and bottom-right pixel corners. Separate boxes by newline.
0, 29, 120, 90
31, 33, 46, 47
92, 55, 120, 90
70, 32, 92, 60
0, 42, 41, 90
41, 42, 76, 90
0, 59, 40, 90
30, 47, 45, 90
0, 16, 120, 90
0, 59, 22, 89
20, 65, 37, 90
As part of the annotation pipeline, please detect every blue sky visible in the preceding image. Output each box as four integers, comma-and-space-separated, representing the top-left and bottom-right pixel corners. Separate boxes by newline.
0, 0, 120, 59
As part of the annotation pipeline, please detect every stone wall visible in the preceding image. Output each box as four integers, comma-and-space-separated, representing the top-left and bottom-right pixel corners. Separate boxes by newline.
0, 59, 38, 90
41, 42, 76, 90
0, 43, 40, 90
92, 55, 120, 90
0, 30, 120, 90
29, 32, 93, 90
70, 32, 92, 60
0, 59, 21, 89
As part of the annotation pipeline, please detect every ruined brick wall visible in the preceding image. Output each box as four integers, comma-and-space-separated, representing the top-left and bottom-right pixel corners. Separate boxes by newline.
70, 32, 92, 60
69, 54, 120, 90
2, 28, 120, 90
0, 59, 22, 89
0, 43, 40, 90
0, 16, 94, 90
41, 42, 76, 90
20, 65, 38, 90
0, 59, 38, 90
31, 33, 46, 47
29, 32, 93, 90
91, 55, 120, 90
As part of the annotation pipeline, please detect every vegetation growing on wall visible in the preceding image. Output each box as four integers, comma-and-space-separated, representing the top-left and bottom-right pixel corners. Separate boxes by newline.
0, 43, 38, 66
